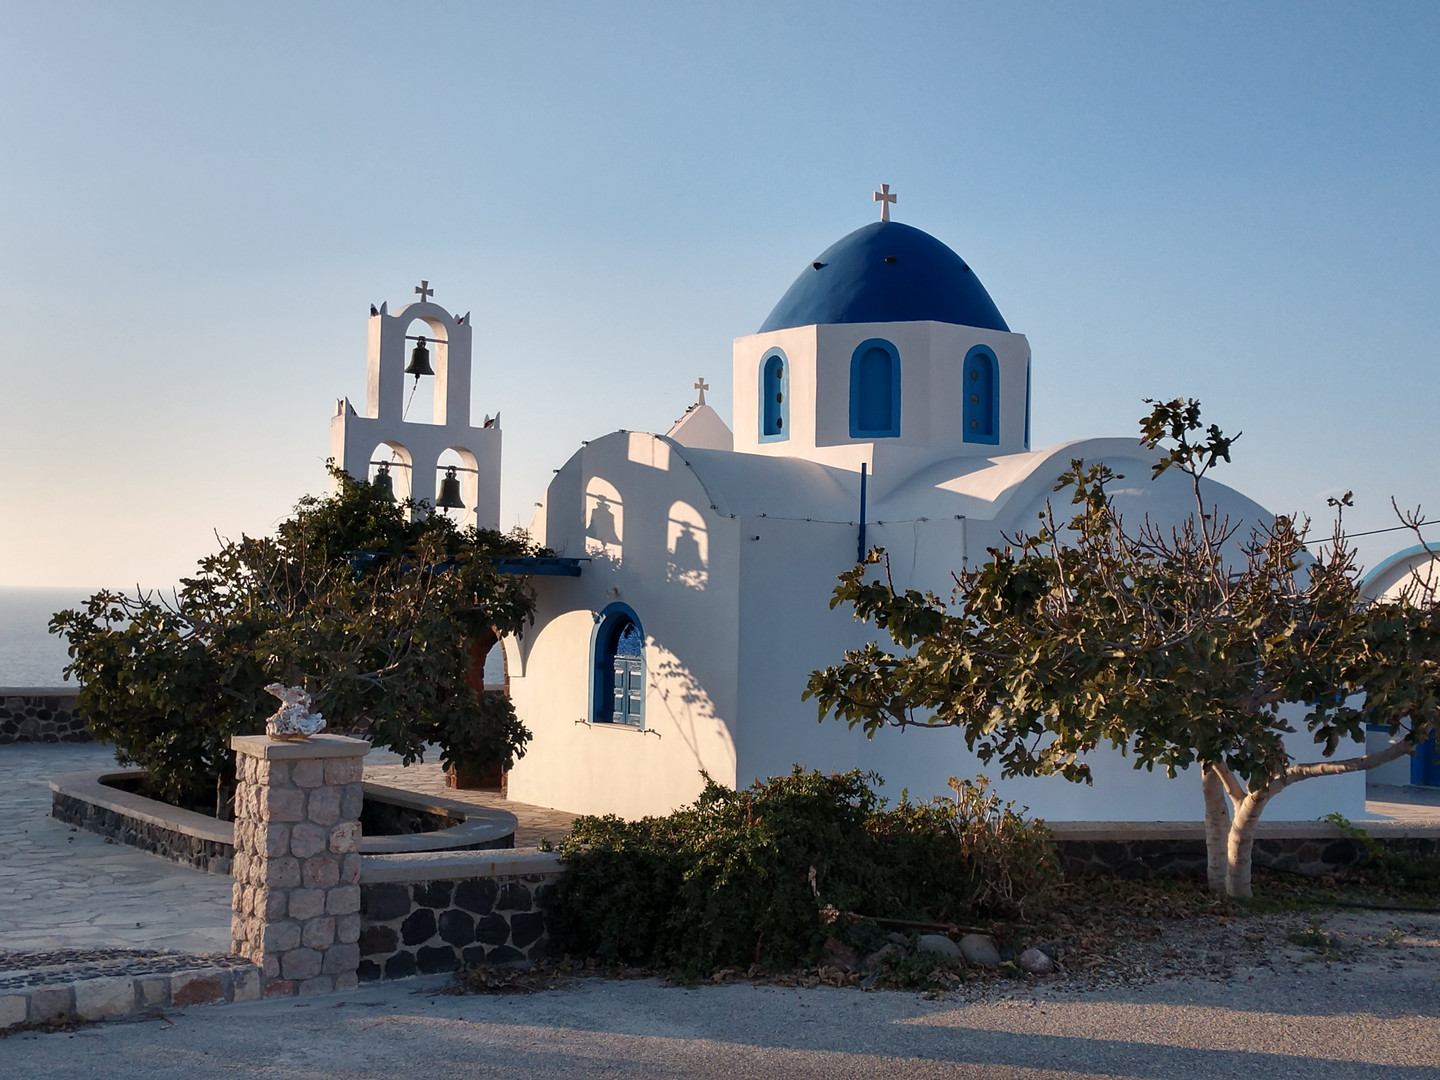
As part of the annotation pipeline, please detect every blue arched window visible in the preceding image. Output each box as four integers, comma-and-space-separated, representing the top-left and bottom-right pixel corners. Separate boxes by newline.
592, 603, 644, 726
849, 339, 900, 438
760, 349, 788, 441
963, 345, 999, 445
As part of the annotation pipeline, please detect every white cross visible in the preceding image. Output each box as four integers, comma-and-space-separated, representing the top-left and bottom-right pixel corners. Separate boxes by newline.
414, 279, 434, 303
873, 183, 896, 223
693, 377, 709, 406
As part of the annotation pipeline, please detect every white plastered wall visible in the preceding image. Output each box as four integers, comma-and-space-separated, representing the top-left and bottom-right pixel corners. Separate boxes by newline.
505, 431, 741, 817
731, 320, 1032, 501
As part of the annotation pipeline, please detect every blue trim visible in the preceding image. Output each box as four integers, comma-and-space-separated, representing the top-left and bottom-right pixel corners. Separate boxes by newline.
1359, 544, 1436, 593
590, 602, 645, 727
759, 348, 789, 442
849, 338, 901, 439
962, 345, 999, 446
494, 557, 584, 577
1415, 729, 1440, 787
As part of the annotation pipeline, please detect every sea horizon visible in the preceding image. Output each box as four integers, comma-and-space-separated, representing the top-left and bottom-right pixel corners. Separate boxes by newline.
0, 586, 105, 687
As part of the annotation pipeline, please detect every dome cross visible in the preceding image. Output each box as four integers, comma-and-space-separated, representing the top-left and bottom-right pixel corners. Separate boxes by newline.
873, 183, 897, 223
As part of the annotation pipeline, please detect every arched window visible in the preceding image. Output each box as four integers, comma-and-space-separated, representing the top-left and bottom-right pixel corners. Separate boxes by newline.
849, 339, 900, 438
760, 349, 788, 441
592, 603, 645, 726
963, 345, 999, 445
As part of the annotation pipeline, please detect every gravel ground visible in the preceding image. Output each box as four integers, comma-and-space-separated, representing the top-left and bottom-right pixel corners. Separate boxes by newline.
4, 903, 1437, 1079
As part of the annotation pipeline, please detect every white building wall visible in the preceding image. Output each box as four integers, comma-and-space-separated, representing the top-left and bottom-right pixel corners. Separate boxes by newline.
505, 431, 742, 818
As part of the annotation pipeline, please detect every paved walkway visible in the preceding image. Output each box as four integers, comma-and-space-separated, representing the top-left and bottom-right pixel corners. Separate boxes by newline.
0, 743, 577, 959
0, 744, 233, 955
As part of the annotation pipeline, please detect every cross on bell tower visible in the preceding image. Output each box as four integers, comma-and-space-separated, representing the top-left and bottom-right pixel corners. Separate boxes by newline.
873, 183, 897, 223
414, 279, 434, 303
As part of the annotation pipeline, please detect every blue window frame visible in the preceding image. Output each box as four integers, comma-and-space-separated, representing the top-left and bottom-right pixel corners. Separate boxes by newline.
760, 349, 789, 442
963, 345, 999, 445
849, 338, 900, 438
592, 602, 644, 726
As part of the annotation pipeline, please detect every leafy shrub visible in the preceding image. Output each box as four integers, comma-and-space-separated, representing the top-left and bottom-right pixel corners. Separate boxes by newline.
550, 769, 1059, 976
51, 468, 542, 812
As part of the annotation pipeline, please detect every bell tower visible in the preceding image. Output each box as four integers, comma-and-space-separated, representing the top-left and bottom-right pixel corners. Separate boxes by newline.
329, 281, 502, 530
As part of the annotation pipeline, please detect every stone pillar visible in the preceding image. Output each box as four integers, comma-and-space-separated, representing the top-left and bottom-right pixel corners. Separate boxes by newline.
230, 734, 369, 997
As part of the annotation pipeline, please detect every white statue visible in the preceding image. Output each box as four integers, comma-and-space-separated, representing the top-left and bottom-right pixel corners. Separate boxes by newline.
263, 683, 327, 740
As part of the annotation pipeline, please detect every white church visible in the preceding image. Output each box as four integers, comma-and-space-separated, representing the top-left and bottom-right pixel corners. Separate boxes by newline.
332, 194, 1368, 824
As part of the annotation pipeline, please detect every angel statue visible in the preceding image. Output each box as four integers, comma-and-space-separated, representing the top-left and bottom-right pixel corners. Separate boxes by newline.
263, 683, 327, 740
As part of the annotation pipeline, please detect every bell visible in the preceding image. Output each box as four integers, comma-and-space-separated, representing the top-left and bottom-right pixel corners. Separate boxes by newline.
436, 466, 465, 509
406, 336, 434, 377
372, 463, 394, 500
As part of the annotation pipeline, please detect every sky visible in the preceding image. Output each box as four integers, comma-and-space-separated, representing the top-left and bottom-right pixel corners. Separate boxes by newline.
1, 1, 1437, 589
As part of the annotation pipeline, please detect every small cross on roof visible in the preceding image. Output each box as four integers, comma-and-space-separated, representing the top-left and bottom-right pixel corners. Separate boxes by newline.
873, 183, 896, 223
693, 377, 709, 406
414, 280, 434, 303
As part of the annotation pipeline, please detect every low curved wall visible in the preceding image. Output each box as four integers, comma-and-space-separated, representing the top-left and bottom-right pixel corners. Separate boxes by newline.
50, 770, 518, 874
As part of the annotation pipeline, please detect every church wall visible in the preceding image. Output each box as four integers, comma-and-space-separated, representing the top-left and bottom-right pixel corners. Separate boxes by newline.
505, 432, 742, 818
727, 508, 1365, 822
731, 321, 1033, 502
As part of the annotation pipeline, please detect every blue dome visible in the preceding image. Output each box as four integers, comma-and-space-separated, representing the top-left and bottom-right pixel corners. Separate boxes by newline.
758, 221, 1009, 334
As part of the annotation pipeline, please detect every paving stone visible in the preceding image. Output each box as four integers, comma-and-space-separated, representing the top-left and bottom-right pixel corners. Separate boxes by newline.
0, 993, 28, 1028
73, 976, 136, 1018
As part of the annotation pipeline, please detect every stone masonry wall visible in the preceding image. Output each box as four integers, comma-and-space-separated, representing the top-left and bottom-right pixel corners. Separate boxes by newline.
229, 734, 369, 997
52, 791, 233, 874
0, 691, 88, 743
1054, 834, 1440, 880
358, 873, 558, 981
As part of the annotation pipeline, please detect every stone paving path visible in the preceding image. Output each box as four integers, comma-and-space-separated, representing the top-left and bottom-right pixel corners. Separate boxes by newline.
0, 743, 234, 955
361, 751, 579, 847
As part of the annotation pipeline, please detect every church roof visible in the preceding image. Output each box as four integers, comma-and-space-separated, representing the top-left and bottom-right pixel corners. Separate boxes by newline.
758, 221, 1010, 334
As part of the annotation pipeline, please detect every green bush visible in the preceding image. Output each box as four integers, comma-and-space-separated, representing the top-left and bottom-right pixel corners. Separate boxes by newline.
51, 468, 542, 813
550, 769, 1059, 976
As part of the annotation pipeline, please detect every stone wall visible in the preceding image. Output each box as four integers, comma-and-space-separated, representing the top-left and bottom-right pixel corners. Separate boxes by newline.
357, 852, 562, 980
0, 690, 88, 743
52, 790, 233, 874
1053, 831, 1440, 880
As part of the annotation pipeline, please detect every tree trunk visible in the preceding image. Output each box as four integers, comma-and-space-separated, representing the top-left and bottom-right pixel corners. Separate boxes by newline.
1225, 793, 1269, 898
1201, 766, 1231, 894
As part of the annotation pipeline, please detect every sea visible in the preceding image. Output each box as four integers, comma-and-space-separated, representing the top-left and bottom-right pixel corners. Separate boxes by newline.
0, 587, 102, 687
0, 586, 509, 688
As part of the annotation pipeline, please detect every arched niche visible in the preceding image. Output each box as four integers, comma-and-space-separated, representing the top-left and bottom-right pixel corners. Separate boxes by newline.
435, 446, 479, 523
666, 500, 709, 589
368, 440, 413, 502
584, 476, 624, 564
398, 316, 452, 426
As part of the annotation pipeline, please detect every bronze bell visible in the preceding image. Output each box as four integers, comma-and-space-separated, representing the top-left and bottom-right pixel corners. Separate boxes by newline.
406, 336, 434, 377
372, 462, 394, 500
436, 466, 465, 509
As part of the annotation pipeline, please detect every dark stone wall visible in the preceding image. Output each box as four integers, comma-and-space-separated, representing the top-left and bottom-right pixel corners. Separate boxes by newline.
0, 692, 88, 743
52, 791, 234, 874
357, 874, 558, 981
1055, 834, 1440, 880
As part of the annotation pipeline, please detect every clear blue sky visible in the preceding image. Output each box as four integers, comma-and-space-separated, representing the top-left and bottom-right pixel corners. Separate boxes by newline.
2, 1, 1437, 587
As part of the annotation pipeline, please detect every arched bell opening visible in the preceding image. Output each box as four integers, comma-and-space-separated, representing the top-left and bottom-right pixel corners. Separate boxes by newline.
367, 441, 413, 502
433, 446, 479, 525
399, 316, 450, 426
